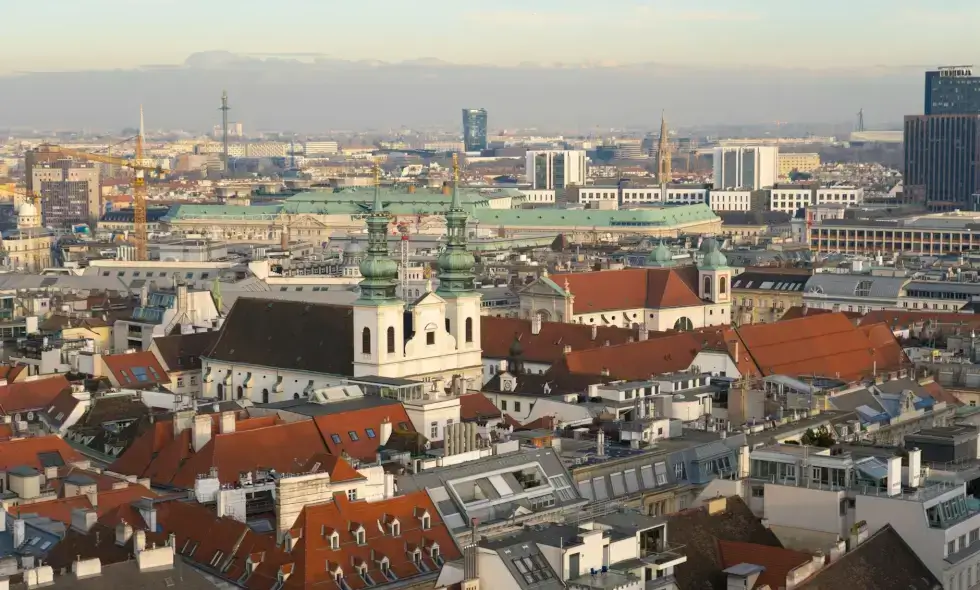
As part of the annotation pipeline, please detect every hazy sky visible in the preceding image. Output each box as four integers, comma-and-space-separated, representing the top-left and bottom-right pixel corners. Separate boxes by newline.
5, 0, 979, 73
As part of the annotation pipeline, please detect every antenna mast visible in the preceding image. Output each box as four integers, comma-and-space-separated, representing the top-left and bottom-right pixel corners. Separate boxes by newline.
220, 90, 231, 176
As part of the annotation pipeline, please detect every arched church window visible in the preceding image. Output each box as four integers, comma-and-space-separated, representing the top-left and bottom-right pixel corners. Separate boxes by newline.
387, 327, 396, 354
720, 276, 728, 295
465, 318, 473, 343
362, 327, 371, 354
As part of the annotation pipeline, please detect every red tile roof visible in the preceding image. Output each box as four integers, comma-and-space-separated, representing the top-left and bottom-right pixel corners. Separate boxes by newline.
459, 393, 501, 421
859, 309, 980, 331
552, 267, 703, 314
300, 454, 365, 483
13, 484, 156, 525
781, 306, 862, 322
0, 375, 71, 416
0, 365, 26, 383
922, 380, 962, 407
109, 413, 296, 487
286, 490, 461, 588
44, 387, 85, 429
101, 351, 170, 388
311, 402, 415, 463
717, 539, 814, 590
736, 313, 907, 381
0, 424, 12, 440
481, 316, 642, 363
0, 434, 83, 471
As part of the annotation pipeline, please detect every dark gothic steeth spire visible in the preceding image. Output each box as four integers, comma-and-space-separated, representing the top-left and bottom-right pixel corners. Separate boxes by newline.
356, 162, 399, 304
436, 154, 476, 297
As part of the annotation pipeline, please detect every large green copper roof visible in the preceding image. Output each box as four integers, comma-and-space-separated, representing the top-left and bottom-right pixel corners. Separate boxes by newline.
472, 204, 718, 228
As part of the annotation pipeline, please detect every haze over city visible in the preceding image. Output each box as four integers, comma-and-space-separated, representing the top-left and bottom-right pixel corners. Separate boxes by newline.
2, 0, 978, 130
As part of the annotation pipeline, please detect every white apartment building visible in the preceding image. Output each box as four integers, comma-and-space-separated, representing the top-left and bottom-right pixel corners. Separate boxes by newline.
771, 186, 864, 214
709, 189, 753, 212
303, 141, 339, 155
746, 443, 980, 590
526, 150, 587, 190
574, 185, 709, 207
520, 189, 556, 204
713, 146, 779, 190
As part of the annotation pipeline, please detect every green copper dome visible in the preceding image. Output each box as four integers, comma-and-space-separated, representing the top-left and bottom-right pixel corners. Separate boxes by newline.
360, 255, 398, 281
646, 242, 675, 268
437, 248, 475, 273
700, 244, 729, 269
436, 163, 477, 297
699, 237, 719, 254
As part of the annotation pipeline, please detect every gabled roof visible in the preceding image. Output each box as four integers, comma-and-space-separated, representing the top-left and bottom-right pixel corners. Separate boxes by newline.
102, 351, 170, 388
667, 496, 784, 590
481, 316, 641, 363
459, 392, 501, 421
288, 490, 461, 588
0, 434, 83, 472
717, 539, 813, 590
207, 298, 355, 377
0, 375, 71, 415
736, 313, 906, 382
0, 365, 27, 383
311, 401, 415, 462
551, 267, 704, 314
300, 453, 365, 483
800, 524, 941, 590
151, 331, 221, 372
11, 484, 156, 525
43, 387, 85, 429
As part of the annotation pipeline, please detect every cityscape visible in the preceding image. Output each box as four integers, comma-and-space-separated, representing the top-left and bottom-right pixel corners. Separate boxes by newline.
1, 4, 980, 589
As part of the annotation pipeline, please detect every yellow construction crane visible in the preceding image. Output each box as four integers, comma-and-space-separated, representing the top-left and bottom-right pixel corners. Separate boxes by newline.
0, 185, 40, 207
37, 112, 160, 260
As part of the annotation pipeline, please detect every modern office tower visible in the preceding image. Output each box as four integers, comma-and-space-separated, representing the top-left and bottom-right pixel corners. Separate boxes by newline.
525, 150, 587, 190
925, 66, 980, 115
904, 114, 980, 210
462, 109, 488, 152
712, 146, 779, 190
31, 158, 101, 227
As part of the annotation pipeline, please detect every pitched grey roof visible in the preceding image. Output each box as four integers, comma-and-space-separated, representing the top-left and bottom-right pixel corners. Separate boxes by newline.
803, 274, 907, 299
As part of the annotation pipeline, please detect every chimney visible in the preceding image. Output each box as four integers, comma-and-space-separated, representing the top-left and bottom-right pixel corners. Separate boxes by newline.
380, 417, 393, 446
13, 519, 25, 548
907, 447, 922, 488
531, 314, 542, 335
563, 345, 572, 354
24, 566, 54, 589
596, 430, 605, 456
139, 284, 149, 307
137, 544, 175, 572
70, 508, 97, 533
133, 529, 146, 554
639, 324, 649, 341
73, 557, 102, 580
219, 411, 236, 435
172, 409, 195, 438
591, 325, 598, 341
115, 520, 133, 546
192, 414, 212, 452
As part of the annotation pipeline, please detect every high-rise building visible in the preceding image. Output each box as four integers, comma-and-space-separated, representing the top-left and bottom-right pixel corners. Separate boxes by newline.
31, 158, 101, 227
925, 66, 980, 115
904, 114, 980, 210
462, 109, 488, 152
525, 150, 587, 190
712, 146, 778, 190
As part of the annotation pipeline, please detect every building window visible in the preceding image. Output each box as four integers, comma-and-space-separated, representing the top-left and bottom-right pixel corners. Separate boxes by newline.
501, 400, 507, 411
426, 331, 435, 346
236, 386, 243, 399
348, 431, 359, 441
514, 401, 521, 412
465, 318, 473, 343
362, 327, 371, 354
177, 377, 185, 388
719, 276, 727, 294
366, 428, 376, 438
387, 327, 395, 354
356, 529, 365, 545
217, 384, 224, 398
430, 422, 438, 438
347, 489, 357, 501
331, 434, 342, 444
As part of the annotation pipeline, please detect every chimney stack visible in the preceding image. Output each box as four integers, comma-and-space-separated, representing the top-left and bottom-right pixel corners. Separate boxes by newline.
531, 314, 542, 335
639, 324, 649, 341
379, 417, 393, 446
115, 520, 133, 546
219, 411, 236, 435
591, 324, 598, 341
192, 414, 212, 452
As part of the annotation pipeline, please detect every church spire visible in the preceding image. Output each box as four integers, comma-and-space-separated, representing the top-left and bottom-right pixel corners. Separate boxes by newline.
436, 154, 476, 297
356, 161, 399, 304
657, 111, 672, 183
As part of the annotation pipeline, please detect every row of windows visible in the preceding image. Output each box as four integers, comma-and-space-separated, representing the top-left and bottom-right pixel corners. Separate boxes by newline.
361, 318, 474, 354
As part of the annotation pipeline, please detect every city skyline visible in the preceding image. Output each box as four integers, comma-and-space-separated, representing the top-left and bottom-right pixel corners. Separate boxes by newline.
3, 0, 979, 74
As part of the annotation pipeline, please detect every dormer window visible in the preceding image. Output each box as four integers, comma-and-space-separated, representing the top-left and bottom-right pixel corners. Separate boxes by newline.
329, 532, 339, 550
420, 514, 430, 530
356, 529, 365, 545
430, 544, 442, 565
389, 519, 400, 537
411, 548, 422, 567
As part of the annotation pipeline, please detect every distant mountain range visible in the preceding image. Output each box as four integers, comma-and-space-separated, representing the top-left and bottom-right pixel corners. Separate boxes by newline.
0, 51, 927, 133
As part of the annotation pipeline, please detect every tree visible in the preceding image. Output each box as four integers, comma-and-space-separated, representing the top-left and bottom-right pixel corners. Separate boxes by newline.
801, 426, 835, 447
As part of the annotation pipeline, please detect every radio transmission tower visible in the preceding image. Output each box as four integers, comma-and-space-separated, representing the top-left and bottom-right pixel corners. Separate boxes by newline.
856, 109, 866, 133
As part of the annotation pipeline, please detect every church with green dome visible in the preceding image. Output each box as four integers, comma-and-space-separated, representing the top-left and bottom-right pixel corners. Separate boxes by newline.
351, 158, 484, 389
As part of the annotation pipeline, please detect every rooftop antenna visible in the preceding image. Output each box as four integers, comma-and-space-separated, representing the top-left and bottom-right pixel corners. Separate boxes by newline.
220, 90, 231, 176
856, 108, 865, 133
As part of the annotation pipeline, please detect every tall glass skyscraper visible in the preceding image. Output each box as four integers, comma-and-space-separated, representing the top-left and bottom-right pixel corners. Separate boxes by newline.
462, 109, 488, 152
904, 114, 980, 210
925, 66, 980, 115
